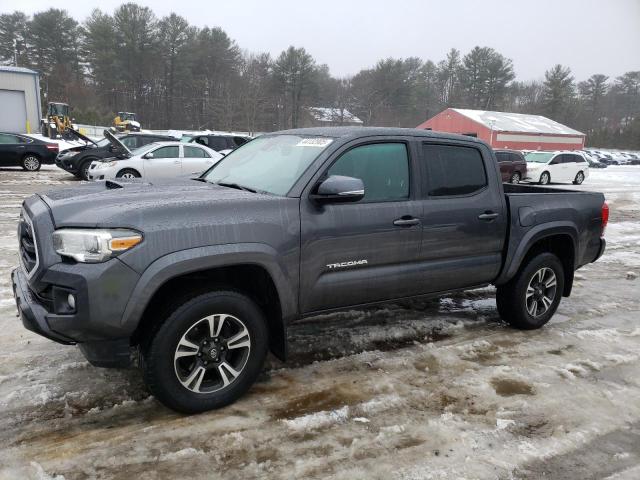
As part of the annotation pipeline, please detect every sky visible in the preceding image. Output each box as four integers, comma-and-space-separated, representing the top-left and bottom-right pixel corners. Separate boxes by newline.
3, 0, 639, 81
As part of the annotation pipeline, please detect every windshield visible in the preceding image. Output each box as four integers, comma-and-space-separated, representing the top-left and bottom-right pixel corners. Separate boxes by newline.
50, 104, 69, 116
202, 134, 334, 195
121, 113, 136, 121
525, 152, 554, 163
96, 138, 110, 147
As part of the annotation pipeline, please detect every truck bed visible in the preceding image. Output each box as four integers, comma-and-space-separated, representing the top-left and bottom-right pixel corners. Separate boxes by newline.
497, 182, 606, 285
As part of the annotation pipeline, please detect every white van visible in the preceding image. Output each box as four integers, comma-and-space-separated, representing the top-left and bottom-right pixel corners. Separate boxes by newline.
524, 151, 589, 185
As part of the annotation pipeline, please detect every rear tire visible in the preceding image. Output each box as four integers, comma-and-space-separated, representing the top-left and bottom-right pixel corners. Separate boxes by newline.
21, 154, 41, 171
142, 290, 269, 413
116, 168, 141, 179
539, 171, 550, 185
510, 172, 521, 184
496, 252, 564, 330
573, 171, 585, 185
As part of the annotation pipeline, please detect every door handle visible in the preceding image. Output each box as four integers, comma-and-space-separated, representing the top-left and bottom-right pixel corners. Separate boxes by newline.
478, 211, 499, 221
173, 160, 180, 164
393, 216, 420, 227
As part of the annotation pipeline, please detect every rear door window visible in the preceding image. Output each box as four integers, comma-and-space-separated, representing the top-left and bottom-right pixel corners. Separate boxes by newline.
327, 143, 409, 202
208, 137, 229, 151
422, 144, 487, 197
495, 152, 510, 163
184, 146, 210, 158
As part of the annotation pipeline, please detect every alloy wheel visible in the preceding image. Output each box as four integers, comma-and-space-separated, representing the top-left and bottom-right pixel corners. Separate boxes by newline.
23, 156, 40, 171
121, 172, 136, 179
525, 267, 557, 317
174, 313, 251, 394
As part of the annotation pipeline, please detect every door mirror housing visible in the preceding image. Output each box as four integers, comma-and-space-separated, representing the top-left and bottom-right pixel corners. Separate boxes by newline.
143, 152, 154, 159
311, 175, 365, 204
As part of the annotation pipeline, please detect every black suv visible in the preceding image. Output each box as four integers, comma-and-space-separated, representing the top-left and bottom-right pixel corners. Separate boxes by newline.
186, 134, 250, 152
56, 130, 177, 180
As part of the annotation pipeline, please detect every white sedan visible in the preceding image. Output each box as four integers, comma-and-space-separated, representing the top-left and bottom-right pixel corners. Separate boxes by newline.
88, 139, 222, 181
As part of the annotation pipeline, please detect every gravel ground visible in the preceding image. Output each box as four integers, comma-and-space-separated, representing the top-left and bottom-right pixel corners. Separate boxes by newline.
0, 165, 639, 480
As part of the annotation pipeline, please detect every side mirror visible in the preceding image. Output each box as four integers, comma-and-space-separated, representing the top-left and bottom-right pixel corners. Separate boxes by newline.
310, 175, 364, 204
143, 152, 154, 159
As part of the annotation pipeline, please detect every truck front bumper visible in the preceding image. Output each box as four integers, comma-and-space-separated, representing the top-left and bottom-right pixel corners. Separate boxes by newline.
12, 267, 134, 368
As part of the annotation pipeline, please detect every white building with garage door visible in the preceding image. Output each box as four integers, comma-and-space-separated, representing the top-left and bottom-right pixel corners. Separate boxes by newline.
0, 66, 41, 134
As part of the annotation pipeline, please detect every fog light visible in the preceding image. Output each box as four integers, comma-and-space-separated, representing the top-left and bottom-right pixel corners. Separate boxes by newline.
67, 293, 76, 310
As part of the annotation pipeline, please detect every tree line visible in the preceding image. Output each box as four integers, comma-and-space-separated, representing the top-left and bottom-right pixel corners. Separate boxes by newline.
0, 4, 638, 148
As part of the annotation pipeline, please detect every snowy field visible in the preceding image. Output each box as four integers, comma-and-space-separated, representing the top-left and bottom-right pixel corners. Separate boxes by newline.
0, 165, 639, 479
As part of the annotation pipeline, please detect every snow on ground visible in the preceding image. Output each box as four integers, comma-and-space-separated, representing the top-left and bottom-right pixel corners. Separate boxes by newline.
0, 165, 639, 479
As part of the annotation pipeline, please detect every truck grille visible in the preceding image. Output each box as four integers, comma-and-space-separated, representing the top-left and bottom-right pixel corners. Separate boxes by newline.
19, 211, 39, 276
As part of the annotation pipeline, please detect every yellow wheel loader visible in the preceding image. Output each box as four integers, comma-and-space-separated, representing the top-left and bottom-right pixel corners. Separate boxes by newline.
40, 102, 75, 140
113, 112, 141, 132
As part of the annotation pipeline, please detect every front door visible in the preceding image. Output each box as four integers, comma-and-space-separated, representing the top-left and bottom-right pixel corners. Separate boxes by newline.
143, 145, 182, 179
299, 141, 422, 313
416, 142, 507, 292
547, 154, 565, 182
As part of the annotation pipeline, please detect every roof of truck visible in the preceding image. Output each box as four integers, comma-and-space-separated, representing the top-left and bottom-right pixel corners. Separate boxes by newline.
275, 126, 486, 144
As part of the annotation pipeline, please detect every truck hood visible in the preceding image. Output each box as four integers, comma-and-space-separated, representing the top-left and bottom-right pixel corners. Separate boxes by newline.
38, 178, 279, 228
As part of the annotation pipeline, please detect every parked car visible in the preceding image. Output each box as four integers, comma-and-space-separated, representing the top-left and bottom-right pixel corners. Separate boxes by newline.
56, 129, 178, 180
582, 152, 607, 169
87, 133, 222, 181
524, 151, 589, 185
185, 134, 250, 155
494, 149, 527, 183
12, 127, 607, 413
0, 132, 58, 171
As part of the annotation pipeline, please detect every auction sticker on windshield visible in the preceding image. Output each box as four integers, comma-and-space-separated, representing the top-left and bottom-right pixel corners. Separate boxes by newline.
296, 138, 334, 147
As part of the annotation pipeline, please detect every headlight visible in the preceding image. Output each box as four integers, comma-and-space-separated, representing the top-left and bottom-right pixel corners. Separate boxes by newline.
53, 229, 142, 263
96, 161, 116, 169
60, 150, 78, 158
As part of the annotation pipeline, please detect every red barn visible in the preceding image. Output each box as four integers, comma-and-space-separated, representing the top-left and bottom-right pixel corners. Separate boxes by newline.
416, 108, 585, 151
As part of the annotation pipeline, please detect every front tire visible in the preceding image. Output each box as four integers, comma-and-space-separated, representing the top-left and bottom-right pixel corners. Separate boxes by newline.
510, 172, 521, 184
539, 171, 550, 185
79, 160, 94, 180
142, 291, 269, 413
496, 252, 564, 330
116, 168, 141, 179
573, 171, 585, 185
21, 154, 41, 171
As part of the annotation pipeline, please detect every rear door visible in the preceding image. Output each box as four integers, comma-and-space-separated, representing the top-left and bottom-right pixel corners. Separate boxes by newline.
299, 139, 423, 313
416, 141, 507, 292
495, 151, 512, 181
182, 145, 216, 175
142, 145, 181, 179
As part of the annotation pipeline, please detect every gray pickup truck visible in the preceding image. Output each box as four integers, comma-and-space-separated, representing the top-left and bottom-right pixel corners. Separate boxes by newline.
12, 127, 607, 413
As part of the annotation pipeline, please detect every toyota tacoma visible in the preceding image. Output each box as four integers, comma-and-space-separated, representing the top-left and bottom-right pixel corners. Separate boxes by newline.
12, 127, 607, 413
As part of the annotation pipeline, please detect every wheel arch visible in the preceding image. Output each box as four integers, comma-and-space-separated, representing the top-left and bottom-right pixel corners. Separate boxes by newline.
496, 224, 578, 297
123, 245, 297, 361
116, 167, 141, 178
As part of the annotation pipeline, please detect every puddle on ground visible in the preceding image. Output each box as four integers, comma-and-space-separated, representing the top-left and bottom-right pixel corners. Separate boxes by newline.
490, 378, 535, 397
270, 384, 368, 420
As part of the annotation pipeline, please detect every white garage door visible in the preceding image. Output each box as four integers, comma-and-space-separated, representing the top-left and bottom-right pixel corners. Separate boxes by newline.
0, 89, 27, 133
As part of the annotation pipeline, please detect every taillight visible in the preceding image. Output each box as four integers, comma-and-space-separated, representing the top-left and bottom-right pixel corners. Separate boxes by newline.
46, 144, 59, 151
601, 202, 609, 237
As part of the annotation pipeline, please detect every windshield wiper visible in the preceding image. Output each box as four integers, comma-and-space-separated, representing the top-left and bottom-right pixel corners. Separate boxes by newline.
216, 182, 257, 193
